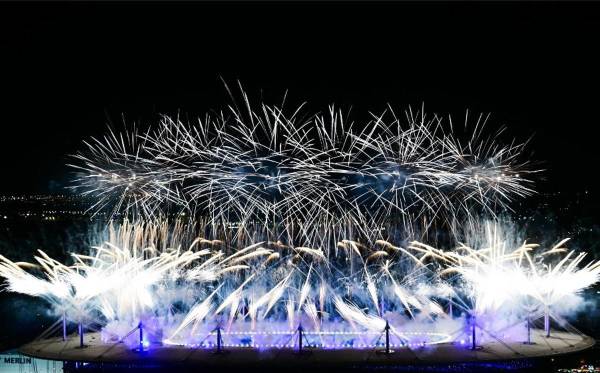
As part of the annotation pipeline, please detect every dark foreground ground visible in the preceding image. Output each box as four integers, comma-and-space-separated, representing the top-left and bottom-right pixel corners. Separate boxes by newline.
34, 348, 600, 373
2, 349, 598, 373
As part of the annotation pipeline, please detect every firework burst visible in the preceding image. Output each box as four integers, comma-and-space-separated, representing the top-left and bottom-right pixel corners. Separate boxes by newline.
2, 220, 598, 348
70, 89, 534, 244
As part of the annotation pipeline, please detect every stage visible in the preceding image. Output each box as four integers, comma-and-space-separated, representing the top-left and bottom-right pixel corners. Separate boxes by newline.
19, 329, 594, 369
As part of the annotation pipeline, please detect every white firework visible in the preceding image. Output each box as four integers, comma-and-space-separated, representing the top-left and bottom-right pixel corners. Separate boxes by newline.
1, 220, 598, 347
70, 89, 534, 245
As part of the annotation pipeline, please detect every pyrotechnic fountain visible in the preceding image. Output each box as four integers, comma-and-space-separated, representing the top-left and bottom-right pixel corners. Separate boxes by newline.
1, 88, 597, 368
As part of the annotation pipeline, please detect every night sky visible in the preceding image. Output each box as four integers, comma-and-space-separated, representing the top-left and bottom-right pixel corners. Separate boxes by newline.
1, 2, 599, 199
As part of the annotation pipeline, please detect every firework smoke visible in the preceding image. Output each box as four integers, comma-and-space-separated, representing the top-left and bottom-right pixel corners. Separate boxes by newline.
1, 220, 598, 348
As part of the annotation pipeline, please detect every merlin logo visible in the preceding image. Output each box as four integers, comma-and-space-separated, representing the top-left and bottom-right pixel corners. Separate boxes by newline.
3, 356, 32, 364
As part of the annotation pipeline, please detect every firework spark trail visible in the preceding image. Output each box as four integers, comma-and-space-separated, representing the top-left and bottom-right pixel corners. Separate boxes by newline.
411, 221, 600, 318
70, 91, 535, 245
1, 220, 599, 347
0, 222, 441, 343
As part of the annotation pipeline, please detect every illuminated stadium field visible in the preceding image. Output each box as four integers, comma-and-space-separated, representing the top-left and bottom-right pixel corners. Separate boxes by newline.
20, 329, 594, 368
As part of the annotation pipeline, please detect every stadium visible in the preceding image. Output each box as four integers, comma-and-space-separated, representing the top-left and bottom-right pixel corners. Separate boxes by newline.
1, 92, 598, 372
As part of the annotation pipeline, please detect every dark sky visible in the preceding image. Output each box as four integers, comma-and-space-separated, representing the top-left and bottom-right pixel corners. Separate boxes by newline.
1, 2, 599, 196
